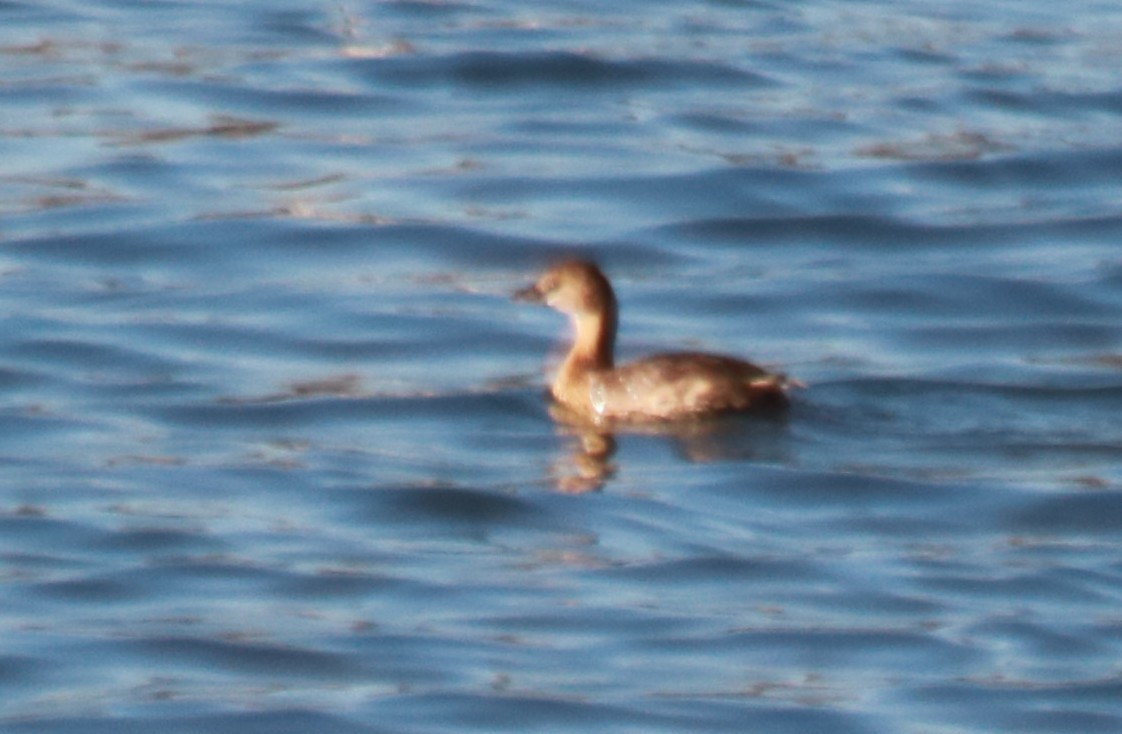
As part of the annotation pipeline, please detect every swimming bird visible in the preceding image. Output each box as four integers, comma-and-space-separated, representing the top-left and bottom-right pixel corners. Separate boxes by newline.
514, 260, 793, 424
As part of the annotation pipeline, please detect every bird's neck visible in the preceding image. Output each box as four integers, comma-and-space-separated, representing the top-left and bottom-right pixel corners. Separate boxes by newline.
552, 309, 616, 408
566, 310, 615, 371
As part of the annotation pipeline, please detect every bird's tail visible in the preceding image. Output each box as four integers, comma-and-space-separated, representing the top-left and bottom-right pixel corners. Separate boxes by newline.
747, 372, 805, 391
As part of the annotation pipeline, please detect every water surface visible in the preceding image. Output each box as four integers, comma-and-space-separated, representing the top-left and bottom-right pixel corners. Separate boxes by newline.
3, 1, 1122, 732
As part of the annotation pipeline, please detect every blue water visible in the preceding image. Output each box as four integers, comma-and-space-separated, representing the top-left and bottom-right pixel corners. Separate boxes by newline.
3, 1, 1122, 732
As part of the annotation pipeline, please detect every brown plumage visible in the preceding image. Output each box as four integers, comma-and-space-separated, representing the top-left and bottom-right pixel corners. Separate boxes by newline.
514, 260, 794, 424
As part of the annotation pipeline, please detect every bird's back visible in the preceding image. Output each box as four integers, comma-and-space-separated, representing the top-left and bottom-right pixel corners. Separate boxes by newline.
585, 352, 788, 423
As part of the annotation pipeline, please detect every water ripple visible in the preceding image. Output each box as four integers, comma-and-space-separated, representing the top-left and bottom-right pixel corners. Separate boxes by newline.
357, 50, 774, 90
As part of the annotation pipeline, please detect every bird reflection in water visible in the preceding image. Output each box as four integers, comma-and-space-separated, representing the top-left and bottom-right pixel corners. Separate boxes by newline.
545, 400, 792, 494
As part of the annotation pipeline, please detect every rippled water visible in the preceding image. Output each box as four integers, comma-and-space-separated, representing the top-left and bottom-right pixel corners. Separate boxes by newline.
3, 1, 1122, 732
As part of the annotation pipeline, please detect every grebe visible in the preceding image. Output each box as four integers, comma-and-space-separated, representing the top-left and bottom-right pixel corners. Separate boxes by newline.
515, 260, 793, 424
